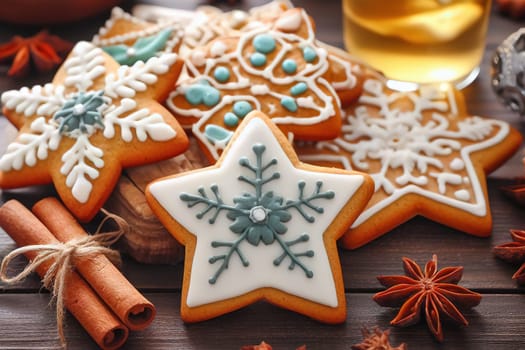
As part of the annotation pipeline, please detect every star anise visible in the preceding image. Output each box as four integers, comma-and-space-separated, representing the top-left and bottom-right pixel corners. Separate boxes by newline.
500, 182, 525, 206
493, 229, 525, 284
241, 342, 306, 350
373, 255, 482, 342
241, 341, 273, 350
351, 327, 407, 350
0, 30, 72, 77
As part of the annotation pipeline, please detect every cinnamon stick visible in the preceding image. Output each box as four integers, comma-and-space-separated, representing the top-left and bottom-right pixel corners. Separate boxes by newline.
0, 200, 128, 350
32, 197, 156, 331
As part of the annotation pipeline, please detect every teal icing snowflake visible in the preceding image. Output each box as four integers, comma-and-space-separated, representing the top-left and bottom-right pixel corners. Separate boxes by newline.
53, 90, 106, 135
180, 143, 335, 284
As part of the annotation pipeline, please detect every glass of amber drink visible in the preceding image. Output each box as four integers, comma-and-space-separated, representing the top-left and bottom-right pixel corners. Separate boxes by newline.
342, 0, 492, 90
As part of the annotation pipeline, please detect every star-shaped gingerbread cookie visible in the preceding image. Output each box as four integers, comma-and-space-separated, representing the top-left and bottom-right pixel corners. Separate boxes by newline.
0, 41, 188, 222
296, 75, 522, 249
146, 111, 373, 323
166, 8, 362, 162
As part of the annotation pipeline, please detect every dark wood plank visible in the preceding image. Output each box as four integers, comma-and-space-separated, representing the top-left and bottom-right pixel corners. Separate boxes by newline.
1, 292, 525, 349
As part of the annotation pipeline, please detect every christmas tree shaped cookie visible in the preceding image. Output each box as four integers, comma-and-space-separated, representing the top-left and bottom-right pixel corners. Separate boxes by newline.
167, 8, 361, 162
146, 111, 373, 323
296, 75, 522, 248
0, 41, 188, 221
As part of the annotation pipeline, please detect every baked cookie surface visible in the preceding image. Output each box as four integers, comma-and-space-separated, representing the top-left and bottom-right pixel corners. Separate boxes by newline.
0, 41, 188, 221
296, 77, 522, 248
146, 111, 373, 323
167, 9, 357, 162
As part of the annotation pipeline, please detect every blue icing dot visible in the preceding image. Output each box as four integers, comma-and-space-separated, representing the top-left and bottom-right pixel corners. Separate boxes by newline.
185, 83, 220, 106
303, 46, 317, 62
224, 112, 239, 127
214, 66, 230, 83
291, 82, 308, 96
185, 85, 204, 105
205, 124, 234, 145
282, 59, 297, 74
233, 101, 252, 118
202, 87, 220, 106
253, 34, 276, 54
281, 97, 298, 112
250, 52, 267, 67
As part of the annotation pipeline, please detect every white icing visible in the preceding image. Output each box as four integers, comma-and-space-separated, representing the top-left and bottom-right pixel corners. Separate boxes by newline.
73, 104, 85, 115
190, 50, 206, 67
0, 40, 181, 206
168, 9, 341, 161
320, 46, 358, 91
64, 42, 106, 92
126, 47, 136, 57
298, 79, 512, 229
455, 189, 470, 201
450, 157, 465, 170
149, 116, 365, 309
103, 98, 177, 142
92, 7, 183, 54
430, 172, 463, 194
60, 134, 104, 203
249, 206, 267, 223
230, 10, 248, 28
250, 84, 270, 95
1, 84, 66, 117
0, 117, 61, 171
275, 10, 302, 31
131, 1, 296, 68
105, 53, 178, 98
210, 41, 227, 57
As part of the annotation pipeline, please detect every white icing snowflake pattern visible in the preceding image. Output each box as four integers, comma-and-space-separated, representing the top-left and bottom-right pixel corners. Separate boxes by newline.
0, 41, 179, 206
300, 79, 510, 227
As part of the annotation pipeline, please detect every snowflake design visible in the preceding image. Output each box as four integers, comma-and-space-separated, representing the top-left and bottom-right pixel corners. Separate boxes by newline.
303, 79, 502, 203
53, 90, 106, 135
147, 113, 372, 321
180, 143, 334, 284
297, 78, 516, 248
0, 41, 184, 219
337, 80, 472, 193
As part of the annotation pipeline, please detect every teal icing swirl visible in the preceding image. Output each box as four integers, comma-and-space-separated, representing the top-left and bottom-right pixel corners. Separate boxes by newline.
103, 28, 172, 65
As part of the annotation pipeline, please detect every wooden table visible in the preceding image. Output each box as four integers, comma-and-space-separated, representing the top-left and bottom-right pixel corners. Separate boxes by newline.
1, 1, 525, 349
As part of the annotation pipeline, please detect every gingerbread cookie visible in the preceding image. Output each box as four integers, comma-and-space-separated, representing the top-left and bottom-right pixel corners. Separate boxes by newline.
296, 75, 522, 249
183, 4, 364, 106
180, 1, 292, 54
132, 1, 293, 56
146, 111, 374, 323
131, 2, 364, 106
92, 7, 184, 66
167, 8, 361, 162
0, 41, 188, 222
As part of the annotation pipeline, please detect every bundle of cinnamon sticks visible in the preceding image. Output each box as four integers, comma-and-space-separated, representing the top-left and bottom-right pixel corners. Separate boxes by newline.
0, 198, 156, 350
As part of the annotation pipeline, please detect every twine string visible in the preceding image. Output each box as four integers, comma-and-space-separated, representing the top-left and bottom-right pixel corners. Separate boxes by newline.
0, 209, 128, 347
